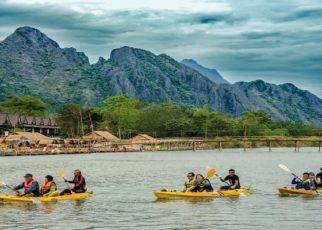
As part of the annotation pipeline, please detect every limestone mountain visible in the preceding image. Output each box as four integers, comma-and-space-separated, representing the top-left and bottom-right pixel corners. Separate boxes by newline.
181, 59, 229, 84
0, 26, 321, 125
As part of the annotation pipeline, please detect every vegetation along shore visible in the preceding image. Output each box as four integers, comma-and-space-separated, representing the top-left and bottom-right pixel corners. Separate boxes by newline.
0, 94, 321, 156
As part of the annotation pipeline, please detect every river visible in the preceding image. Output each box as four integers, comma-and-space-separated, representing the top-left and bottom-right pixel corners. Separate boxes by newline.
0, 148, 321, 229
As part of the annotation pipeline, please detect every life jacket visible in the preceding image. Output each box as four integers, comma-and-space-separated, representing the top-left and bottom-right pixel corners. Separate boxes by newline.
23, 179, 34, 191
185, 179, 195, 189
293, 179, 311, 190
41, 181, 56, 194
198, 179, 213, 192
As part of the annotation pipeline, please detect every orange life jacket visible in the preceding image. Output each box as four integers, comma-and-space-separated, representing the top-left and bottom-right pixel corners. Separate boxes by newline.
23, 179, 34, 191
41, 181, 52, 194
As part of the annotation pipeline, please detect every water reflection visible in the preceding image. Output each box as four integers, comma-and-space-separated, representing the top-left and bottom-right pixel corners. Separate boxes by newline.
0, 199, 88, 215
0, 149, 322, 229
0, 202, 37, 212
154, 197, 214, 204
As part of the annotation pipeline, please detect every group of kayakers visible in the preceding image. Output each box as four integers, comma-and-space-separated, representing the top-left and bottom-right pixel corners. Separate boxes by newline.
291, 168, 322, 190
13, 169, 86, 197
183, 169, 240, 192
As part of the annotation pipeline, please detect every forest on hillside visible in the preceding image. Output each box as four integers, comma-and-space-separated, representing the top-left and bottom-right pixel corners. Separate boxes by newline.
0, 95, 321, 138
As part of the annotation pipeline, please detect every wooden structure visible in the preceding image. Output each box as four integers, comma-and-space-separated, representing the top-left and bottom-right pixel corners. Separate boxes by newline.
0, 113, 58, 136
131, 134, 156, 143
0, 136, 321, 156
82, 131, 120, 142
2, 131, 54, 146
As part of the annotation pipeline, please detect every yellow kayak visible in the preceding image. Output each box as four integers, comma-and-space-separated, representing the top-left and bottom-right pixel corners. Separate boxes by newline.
154, 188, 250, 199
0, 192, 93, 203
278, 186, 321, 196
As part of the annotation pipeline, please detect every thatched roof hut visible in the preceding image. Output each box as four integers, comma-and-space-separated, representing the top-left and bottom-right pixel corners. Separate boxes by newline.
4, 131, 53, 146
131, 134, 156, 143
82, 131, 120, 142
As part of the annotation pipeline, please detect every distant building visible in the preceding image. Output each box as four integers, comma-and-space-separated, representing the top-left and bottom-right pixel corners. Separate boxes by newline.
131, 134, 156, 143
3, 131, 54, 146
82, 131, 120, 142
0, 113, 58, 136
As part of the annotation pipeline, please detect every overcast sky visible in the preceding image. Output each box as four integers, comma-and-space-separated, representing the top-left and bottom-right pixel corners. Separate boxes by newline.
0, 0, 321, 97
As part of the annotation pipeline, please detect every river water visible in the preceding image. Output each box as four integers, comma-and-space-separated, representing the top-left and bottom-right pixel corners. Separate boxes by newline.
0, 148, 321, 230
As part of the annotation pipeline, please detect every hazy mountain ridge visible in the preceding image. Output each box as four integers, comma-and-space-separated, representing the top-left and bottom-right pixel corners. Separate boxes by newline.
181, 59, 229, 84
0, 26, 321, 125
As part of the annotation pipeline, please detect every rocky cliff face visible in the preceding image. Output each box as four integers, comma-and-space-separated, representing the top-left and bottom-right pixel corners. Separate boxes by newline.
0, 26, 321, 125
181, 59, 229, 84
0, 26, 98, 106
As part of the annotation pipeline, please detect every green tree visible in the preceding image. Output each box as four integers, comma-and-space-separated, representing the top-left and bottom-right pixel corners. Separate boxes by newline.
138, 104, 191, 137
55, 104, 98, 137
100, 95, 141, 138
192, 105, 211, 138
209, 112, 233, 136
0, 95, 47, 116
237, 110, 278, 136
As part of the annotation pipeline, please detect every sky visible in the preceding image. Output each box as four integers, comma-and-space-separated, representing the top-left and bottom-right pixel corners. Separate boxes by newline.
0, 0, 321, 97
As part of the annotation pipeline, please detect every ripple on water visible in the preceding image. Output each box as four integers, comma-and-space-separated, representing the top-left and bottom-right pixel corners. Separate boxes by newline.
0, 148, 322, 229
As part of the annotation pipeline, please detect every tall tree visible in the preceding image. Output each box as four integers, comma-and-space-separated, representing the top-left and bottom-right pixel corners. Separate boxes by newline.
192, 105, 211, 138
138, 104, 191, 137
55, 104, 98, 137
209, 112, 233, 136
0, 95, 47, 116
100, 95, 141, 138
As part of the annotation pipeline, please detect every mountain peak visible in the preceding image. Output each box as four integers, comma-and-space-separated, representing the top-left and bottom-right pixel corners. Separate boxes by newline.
15, 26, 42, 34
181, 59, 229, 84
110, 46, 154, 65
110, 46, 136, 66
3, 26, 59, 49
182, 59, 198, 65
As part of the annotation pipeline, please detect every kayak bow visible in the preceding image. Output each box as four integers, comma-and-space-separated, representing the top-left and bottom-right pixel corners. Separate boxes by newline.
278, 186, 320, 196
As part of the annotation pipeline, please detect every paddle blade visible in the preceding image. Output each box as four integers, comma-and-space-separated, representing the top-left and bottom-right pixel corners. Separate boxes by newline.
0, 181, 6, 187
58, 169, 65, 178
206, 167, 217, 179
278, 164, 291, 173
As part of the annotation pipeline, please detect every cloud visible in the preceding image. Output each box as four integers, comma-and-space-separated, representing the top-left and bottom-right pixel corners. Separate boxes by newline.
0, 0, 321, 97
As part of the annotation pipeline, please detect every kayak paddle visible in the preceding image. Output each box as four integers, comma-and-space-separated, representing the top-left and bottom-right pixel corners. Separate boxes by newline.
278, 164, 300, 180
212, 172, 231, 186
0, 180, 16, 192
58, 169, 74, 193
58, 169, 65, 179
205, 167, 217, 179
205, 168, 231, 186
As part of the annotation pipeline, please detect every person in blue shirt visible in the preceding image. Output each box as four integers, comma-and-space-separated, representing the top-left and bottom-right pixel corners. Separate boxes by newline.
291, 172, 311, 190
14, 173, 40, 197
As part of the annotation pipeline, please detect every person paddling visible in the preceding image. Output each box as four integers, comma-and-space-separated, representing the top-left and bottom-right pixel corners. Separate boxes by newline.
60, 169, 86, 195
186, 174, 213, 192
309, 172, 317, 189
40, 175, 58, 197
316, 168, 322, 188
14, 173, 40, 197
291, 172, 311, 190
182, 172, 195, 192
220, 169, 241, 190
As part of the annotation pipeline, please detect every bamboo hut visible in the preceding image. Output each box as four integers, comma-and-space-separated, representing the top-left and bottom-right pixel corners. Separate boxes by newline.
131, 134, 156, 143
4, 131, 53, 146
82, 131, 120, 142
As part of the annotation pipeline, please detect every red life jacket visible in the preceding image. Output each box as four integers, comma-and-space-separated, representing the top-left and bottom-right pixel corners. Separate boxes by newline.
23, 179, 34, 191
41, 181, 52, 194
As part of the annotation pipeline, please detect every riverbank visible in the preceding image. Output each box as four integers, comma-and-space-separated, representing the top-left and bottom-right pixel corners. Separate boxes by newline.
0, 136, 321, 156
